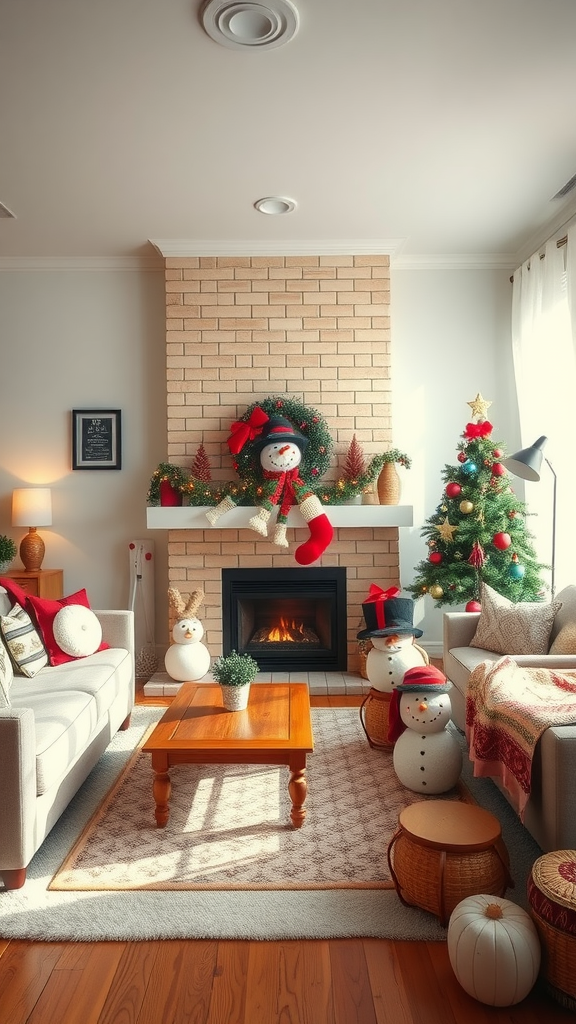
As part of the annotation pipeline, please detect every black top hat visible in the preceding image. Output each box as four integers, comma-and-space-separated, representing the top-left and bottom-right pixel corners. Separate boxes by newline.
252, 416, 309, 455
357, 596, 423, 640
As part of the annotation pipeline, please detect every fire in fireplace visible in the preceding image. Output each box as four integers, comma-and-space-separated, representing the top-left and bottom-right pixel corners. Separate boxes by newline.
222, 567, 347, 671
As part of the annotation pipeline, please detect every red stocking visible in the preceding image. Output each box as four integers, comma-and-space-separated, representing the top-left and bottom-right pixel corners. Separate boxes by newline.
295, 503, 334, 565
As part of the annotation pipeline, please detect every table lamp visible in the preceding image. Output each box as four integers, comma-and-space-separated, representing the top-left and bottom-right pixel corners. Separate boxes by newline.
502, 436, 557, 596
12, 487, 53, 572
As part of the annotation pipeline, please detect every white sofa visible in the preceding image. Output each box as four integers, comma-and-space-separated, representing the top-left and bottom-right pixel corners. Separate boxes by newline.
443, 585, 576, 852
0, 607, 134, 889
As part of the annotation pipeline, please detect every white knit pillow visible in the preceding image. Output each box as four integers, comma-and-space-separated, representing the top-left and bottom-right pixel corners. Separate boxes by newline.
53, 605, 102, 658
470, 583, 561, 656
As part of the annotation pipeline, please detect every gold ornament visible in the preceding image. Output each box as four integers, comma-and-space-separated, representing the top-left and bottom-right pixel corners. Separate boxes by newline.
460, 500, 474, 514
429, 584, 444, 599
435, 517, 458, 542
467, 392, 492, 421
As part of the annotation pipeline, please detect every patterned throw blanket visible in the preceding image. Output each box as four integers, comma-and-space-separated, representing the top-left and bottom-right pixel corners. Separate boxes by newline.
466, 656, 576, 819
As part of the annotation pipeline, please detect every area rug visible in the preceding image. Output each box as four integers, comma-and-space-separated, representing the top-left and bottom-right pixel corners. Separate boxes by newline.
0, 706, 543, 943
50, 706, 463, 892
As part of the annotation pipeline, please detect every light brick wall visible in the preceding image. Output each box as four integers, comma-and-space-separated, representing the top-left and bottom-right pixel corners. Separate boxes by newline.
162, 254, 398, 671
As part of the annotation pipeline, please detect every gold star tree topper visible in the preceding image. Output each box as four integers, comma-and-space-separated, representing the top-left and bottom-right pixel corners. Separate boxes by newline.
467, 392, 492, 421
435, 517, 458, 542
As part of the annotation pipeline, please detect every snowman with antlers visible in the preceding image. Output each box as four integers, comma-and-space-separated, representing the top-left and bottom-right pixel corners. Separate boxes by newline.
164, 587, 211, 682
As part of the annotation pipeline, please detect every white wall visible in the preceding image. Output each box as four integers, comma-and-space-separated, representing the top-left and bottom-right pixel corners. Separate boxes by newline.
391, 266, 516, 649
0, 261, 514, 658
0, 264, 170, 640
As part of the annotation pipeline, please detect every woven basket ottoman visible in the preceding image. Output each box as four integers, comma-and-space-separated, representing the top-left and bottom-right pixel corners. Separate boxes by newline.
359, 688, 393, 749
387, 800, 512, 926
527, 850, 576, 1010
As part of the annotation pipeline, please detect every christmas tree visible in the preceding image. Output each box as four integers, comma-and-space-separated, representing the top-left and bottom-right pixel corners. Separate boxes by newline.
406, 393, 549, 609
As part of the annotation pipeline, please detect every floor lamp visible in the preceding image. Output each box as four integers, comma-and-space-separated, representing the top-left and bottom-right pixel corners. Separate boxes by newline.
502, 436, 557, 596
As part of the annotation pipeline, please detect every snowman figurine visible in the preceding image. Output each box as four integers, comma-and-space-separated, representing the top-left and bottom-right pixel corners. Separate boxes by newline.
357, 585, 429, 693
206, 412, 333, 565
164, 587, 211, 682
387, 665, 462, 794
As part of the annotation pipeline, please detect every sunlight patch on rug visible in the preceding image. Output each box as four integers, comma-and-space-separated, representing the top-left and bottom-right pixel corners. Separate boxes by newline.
50, 708, 462, 892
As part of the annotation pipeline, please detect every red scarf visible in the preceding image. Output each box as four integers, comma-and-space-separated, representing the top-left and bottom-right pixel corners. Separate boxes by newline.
263, 468, 302, 517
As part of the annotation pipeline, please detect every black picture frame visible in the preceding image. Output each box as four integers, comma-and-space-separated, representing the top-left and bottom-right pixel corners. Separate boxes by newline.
72, 409, 122, 470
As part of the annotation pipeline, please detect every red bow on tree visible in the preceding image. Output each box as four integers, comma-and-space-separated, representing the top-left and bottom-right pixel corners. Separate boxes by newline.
463, 421, 493, 439
227, 406, 269, 455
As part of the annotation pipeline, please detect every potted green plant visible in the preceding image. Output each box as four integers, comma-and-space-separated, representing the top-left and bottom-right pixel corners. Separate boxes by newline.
0, 535, 17, 573
147, 462, 190, 506
211, 649, 259, 711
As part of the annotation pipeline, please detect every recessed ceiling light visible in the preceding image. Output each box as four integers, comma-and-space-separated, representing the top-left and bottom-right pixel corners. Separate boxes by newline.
201, 0, 299, 50
254, 196, 296, 215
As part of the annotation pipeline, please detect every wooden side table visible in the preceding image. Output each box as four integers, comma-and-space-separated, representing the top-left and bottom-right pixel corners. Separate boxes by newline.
1, 568, 64, 599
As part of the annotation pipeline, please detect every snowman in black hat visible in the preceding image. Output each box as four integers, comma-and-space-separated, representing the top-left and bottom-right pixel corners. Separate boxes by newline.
206, 409, 334, 564
357, 586, 429, 693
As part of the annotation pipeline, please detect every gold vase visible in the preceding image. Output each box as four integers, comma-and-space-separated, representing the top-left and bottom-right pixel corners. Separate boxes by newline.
377, 462, 401, 505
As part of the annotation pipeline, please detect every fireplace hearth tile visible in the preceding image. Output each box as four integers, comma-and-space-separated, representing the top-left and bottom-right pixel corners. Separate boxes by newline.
142, 670, 369, 698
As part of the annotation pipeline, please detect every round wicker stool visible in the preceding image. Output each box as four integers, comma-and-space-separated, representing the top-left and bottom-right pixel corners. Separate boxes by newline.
387, 800, 512, 926
359, 688, 393, 749
527, 850, 576, 1010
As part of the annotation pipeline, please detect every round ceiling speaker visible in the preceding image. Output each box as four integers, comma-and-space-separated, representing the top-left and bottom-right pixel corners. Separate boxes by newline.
201, 0, 299, 50
254, 196, 296, 215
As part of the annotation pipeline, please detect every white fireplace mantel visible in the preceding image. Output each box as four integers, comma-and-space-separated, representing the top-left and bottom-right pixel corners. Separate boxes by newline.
146, 505, 413, 530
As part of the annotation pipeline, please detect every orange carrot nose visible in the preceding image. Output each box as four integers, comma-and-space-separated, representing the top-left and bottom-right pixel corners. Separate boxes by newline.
419, 701, 428, 711
279, 445, 290, 454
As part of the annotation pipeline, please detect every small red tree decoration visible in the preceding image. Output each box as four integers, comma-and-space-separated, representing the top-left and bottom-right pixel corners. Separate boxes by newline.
343, 434, 366, 482
191, 443, 212, 482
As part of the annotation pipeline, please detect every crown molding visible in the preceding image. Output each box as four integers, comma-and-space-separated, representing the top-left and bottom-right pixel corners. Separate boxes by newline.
148, 238, 406, 257
0, 256, 164, 271
391, 252, 517, 271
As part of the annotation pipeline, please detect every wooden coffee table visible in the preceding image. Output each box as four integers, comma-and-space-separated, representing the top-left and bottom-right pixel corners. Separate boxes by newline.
142, 682, 314, 829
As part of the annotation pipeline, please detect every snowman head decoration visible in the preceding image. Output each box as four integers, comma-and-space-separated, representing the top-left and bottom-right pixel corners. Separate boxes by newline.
168, 586, 205, 645
388, 664, 453, 742
256, 416, 307, 475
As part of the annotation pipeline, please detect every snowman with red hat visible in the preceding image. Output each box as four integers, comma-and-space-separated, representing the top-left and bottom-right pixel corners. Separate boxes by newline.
387, 665, 462, 793
206, 410, 333, 565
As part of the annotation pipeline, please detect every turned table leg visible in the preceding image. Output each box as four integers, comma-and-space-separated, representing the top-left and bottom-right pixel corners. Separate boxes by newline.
151, 753, 171, 827
288, 763, 307, 828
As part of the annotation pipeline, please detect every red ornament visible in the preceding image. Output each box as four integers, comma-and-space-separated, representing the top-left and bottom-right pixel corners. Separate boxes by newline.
466, 600, 482, 613
491, 462, 506, 476
445, 482, 462, 498
493, 531, 511, 550
429, 552, 443, 564
493, 449, 502, 458
457, 452, 467, 463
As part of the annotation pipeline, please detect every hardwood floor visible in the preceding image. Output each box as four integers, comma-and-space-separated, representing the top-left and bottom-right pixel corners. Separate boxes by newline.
0, 682, 572, 1024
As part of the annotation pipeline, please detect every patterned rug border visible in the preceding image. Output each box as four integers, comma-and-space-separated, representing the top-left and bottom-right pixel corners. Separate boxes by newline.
49, 708, 469, 894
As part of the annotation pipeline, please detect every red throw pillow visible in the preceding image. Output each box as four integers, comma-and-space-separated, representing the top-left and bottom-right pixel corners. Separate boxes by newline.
26, 589, 110, 666
0, 576, 30, 609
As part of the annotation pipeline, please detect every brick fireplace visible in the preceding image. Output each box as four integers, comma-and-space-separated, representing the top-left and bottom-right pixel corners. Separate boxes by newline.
153, 251, 403, 675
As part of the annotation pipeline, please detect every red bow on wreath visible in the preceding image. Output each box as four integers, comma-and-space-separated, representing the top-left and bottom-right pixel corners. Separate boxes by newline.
228, 406, 269, 455
463, 420, 493, 439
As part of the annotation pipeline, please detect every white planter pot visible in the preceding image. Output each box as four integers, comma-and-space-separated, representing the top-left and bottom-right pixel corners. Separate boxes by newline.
221, 682, 251, 711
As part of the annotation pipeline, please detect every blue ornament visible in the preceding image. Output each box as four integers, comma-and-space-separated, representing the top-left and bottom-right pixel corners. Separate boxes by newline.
461, 460, 478, 476
509, 562, 525, 579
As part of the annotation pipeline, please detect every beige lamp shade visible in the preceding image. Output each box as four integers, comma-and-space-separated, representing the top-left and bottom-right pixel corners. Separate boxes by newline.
12, 487, 53, 571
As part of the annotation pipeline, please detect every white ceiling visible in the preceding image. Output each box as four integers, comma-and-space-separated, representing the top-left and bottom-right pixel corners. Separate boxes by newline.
2, 0, 576, 264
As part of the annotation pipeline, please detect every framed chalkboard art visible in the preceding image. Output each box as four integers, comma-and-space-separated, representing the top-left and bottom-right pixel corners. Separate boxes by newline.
72, 409, 122, 470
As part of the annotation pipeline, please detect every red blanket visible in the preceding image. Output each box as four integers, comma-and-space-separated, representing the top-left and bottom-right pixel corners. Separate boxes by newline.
466, 656, 576, 819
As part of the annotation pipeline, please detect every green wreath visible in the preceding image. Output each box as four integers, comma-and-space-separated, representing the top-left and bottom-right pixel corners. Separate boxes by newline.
232, 395, 334, 486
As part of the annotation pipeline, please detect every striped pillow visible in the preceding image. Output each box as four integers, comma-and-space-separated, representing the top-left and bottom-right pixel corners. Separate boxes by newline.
1, 603, 48, 677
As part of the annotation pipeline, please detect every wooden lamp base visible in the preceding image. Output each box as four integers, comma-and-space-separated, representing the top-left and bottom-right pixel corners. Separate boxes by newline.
19, 528, 46, 572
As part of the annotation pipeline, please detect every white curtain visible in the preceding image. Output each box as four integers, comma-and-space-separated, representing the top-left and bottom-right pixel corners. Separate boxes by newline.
511, 230, 576, 595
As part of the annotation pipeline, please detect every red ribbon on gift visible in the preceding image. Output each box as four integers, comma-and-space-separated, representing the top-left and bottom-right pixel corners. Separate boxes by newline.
364, 583, 400, 629
227, 406, 269, 455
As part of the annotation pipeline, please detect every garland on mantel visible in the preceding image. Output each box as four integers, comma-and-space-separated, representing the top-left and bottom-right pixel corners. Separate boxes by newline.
147, 395, 411, 506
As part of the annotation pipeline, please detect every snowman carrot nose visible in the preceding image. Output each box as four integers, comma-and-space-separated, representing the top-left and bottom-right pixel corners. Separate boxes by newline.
279, 445, 290, 454
418, 701, 428, 711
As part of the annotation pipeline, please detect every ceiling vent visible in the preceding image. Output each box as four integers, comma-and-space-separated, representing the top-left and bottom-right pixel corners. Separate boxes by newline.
201, 0, 299, 50
552, 173, 576, 200
0, 202, 16, 219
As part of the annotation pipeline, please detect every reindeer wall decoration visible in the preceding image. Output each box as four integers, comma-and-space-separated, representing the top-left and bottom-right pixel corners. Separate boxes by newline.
164, 587, 211, 682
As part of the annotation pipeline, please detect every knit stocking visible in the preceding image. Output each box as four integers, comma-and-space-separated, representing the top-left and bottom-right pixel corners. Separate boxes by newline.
294, 495, 334, 565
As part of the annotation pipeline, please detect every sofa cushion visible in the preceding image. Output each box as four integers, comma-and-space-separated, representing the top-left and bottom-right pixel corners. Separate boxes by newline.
16, 689, 97, 795
10, 646, 132, 722
0, 603, 48, 677
470, 583, 560, 656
